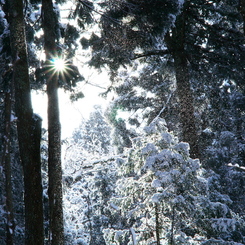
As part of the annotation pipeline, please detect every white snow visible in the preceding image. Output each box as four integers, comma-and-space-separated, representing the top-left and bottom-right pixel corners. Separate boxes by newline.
10, 114, 17, 122
114, 230, 124, 241
151, 179, 162, 188
130, 227, 137, 245
151, 193, 163, 203
141, 143, 157, 155
110, 202, 120, 211
174, 142, 190, 156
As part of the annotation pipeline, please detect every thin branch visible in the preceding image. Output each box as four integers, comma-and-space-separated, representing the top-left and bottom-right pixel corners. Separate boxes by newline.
131, 49, 170, 60
130, 227, 137, 245
85, 81, 107, 90
78, 0, 121, 25
149, 91, 174, 125
227, 163, 245, 172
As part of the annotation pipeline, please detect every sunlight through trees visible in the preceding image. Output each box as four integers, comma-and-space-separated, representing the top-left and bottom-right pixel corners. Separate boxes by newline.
0, 0, 245, 244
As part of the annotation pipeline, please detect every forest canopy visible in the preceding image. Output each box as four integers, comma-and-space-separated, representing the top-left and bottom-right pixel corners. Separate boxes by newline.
0, 0, 245, 245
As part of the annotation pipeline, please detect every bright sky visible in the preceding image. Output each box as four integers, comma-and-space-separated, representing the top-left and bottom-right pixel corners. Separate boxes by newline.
31, 1, 112, 139
32, 76, 110, 139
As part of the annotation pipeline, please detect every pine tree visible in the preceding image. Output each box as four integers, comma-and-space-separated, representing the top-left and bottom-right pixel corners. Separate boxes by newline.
1, 60, 14, 245
2, 68, 16, 245
82, 0, 201, 157
102, 118, 245, 244
42, 0, 64, 243
81, 0, 245, 159
6, 0, 44, 244
63, 140, 118, 244
0, 12, 15, 243
72, 106, 112, 156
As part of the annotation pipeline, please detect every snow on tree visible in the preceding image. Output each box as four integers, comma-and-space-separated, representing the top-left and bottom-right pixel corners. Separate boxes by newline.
101, 118, 244, 245
62, 106, 118, 244
72, 105, 113, 156
63, 160, 118, 245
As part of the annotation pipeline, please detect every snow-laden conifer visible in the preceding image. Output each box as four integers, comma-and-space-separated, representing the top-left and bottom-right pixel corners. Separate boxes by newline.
102, 118, 244, 245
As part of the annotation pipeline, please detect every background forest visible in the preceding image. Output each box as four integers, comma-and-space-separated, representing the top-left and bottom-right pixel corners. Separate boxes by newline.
0, 0, 245, 244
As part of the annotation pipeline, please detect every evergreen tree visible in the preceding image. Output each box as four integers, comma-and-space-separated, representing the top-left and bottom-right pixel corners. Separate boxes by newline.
102, 118, 245, 244
1, 0, 245, 244
0, 0, 85, 243
80, 0, 245, 159
6, 0, 44, 244
239, 0, 245, 34
1, 64, 14, 244
63, 161, 117, 245
63, 132, 118, 244
62, 106, 121, 244
42, 0, 64, 243
0, 16, 25, 241
36, 0, 87, 242
105, 104, 137, 154
0, 11, 15, 243
72, 105, 112, 156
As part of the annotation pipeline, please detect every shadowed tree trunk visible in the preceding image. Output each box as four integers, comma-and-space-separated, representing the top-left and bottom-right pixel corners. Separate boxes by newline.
155, 204, 160, 245
237, 0, 245, 163
7, 0, 44, 244
239, 0, 245, 34
42, 0, 64, 244
1, 69, 14, 244
166, 0, 199, 158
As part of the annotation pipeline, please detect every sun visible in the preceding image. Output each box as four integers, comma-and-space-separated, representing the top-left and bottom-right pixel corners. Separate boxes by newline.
51, 57, 67, 72
46, 55, 71, 80
44, 55, 76, 84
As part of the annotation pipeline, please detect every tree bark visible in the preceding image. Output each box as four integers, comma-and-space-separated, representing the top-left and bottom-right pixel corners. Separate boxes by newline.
1, 72, 14, 244
237, 0, 245, 162
169, 206, 175, 245
155, 204, 160, 245
42, 0, 64, 244
165, 1, 199, 158
7, 0, 44, 244
239, 0, 245, 34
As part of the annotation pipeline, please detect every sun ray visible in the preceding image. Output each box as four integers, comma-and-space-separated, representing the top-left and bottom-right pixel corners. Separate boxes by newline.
52, 58, 66, 72
45, 55, 70, 80
43, 54, 80, 87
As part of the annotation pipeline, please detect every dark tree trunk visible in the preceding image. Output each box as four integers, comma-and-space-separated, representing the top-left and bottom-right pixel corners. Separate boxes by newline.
42, 0, 64, 244
1, 74, 14, 244
155, 204, 160, 245
237, 0, 245, 163
7, 0, 44, 244
173, 51, 199, 158
165, 1, 199, 158
239, 0, 245, 34
169, 206, 175, 245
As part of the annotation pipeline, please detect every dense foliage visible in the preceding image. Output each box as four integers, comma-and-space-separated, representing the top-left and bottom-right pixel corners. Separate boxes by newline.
0, 0, 245, 244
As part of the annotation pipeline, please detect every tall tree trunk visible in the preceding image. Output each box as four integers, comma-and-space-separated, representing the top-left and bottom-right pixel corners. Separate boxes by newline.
155, 204, 160, 245
165, 1, 199, 158
1, 71, 14, 244
237, 0, 245, 163
42, 0, 64, 244
238, 0, 245, 92
169, 206, 175, 245
7, 0, 44, 244
239, 0, 245, 34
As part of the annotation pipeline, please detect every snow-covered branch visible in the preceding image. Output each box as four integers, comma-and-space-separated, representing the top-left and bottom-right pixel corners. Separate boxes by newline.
131, 49, 170, 60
